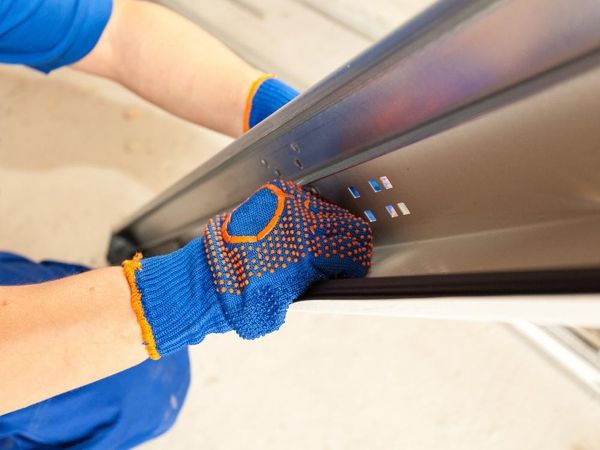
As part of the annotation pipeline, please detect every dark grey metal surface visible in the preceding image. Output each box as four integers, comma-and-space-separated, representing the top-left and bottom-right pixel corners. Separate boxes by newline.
318, 62, 600, 275
108, 0, 600, 259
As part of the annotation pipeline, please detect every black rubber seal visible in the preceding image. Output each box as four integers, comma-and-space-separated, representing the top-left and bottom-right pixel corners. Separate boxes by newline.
300, 267, 600, 301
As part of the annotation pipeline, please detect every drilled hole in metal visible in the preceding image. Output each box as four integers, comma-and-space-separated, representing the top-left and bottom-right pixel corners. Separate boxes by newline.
364, 210, 377, 222
380, 176, 393, 190
385, 204, 399, 218
368, 179, 382, 192
290, 142, 301, 153
260, 159, 269, 168
274, 169, 281, 177
397, 202, 411, 215
294, 158, 304, 169
348, 186, 361, 199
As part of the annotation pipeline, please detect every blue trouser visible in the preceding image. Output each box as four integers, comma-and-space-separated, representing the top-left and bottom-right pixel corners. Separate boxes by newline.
0, 252, 191, 449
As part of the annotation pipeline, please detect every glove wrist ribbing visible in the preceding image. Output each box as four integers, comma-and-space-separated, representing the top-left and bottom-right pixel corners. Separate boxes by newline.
123, 239, 230, 359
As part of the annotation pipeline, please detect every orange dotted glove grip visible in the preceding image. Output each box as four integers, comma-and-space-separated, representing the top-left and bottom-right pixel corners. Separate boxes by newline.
123, 180, 372, 359
203, 179, 372, 339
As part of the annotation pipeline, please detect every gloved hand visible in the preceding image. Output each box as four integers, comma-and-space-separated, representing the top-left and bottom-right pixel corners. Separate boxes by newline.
244, 75, 299, 131
123, 180, 372, 359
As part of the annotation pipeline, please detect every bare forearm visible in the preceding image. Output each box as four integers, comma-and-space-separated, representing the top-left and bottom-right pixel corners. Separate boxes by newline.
74, 0, 262, 137
0, 267, 146, 415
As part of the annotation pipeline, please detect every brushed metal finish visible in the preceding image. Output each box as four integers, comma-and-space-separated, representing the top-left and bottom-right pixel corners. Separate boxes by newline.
317, 64, 600, 275
110, 0, 600, 255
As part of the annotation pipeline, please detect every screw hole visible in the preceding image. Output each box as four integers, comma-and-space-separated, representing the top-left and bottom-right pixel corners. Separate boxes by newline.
290, 142, 301, 153
274, 169, 281, 177
260, 159, 269, 168
294, 158, 304, 170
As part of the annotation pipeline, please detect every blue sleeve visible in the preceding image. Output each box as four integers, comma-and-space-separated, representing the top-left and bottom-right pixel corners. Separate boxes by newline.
0, 0, 113, 73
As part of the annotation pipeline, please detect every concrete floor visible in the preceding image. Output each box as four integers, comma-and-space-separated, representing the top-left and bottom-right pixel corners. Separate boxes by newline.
2, 1, 600, 449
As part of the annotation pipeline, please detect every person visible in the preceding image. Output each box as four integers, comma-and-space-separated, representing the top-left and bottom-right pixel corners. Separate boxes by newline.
0, 1, 373, 448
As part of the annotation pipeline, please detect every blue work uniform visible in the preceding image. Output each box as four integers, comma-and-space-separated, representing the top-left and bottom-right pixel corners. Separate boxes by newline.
0, 2, 191, 448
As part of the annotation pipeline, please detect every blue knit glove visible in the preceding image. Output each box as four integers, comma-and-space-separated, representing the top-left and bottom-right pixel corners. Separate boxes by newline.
244, 75, 299, 131
123, 180, 372, 359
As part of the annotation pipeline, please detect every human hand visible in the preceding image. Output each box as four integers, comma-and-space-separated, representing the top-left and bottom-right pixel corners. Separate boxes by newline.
123, 180, 372, 359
